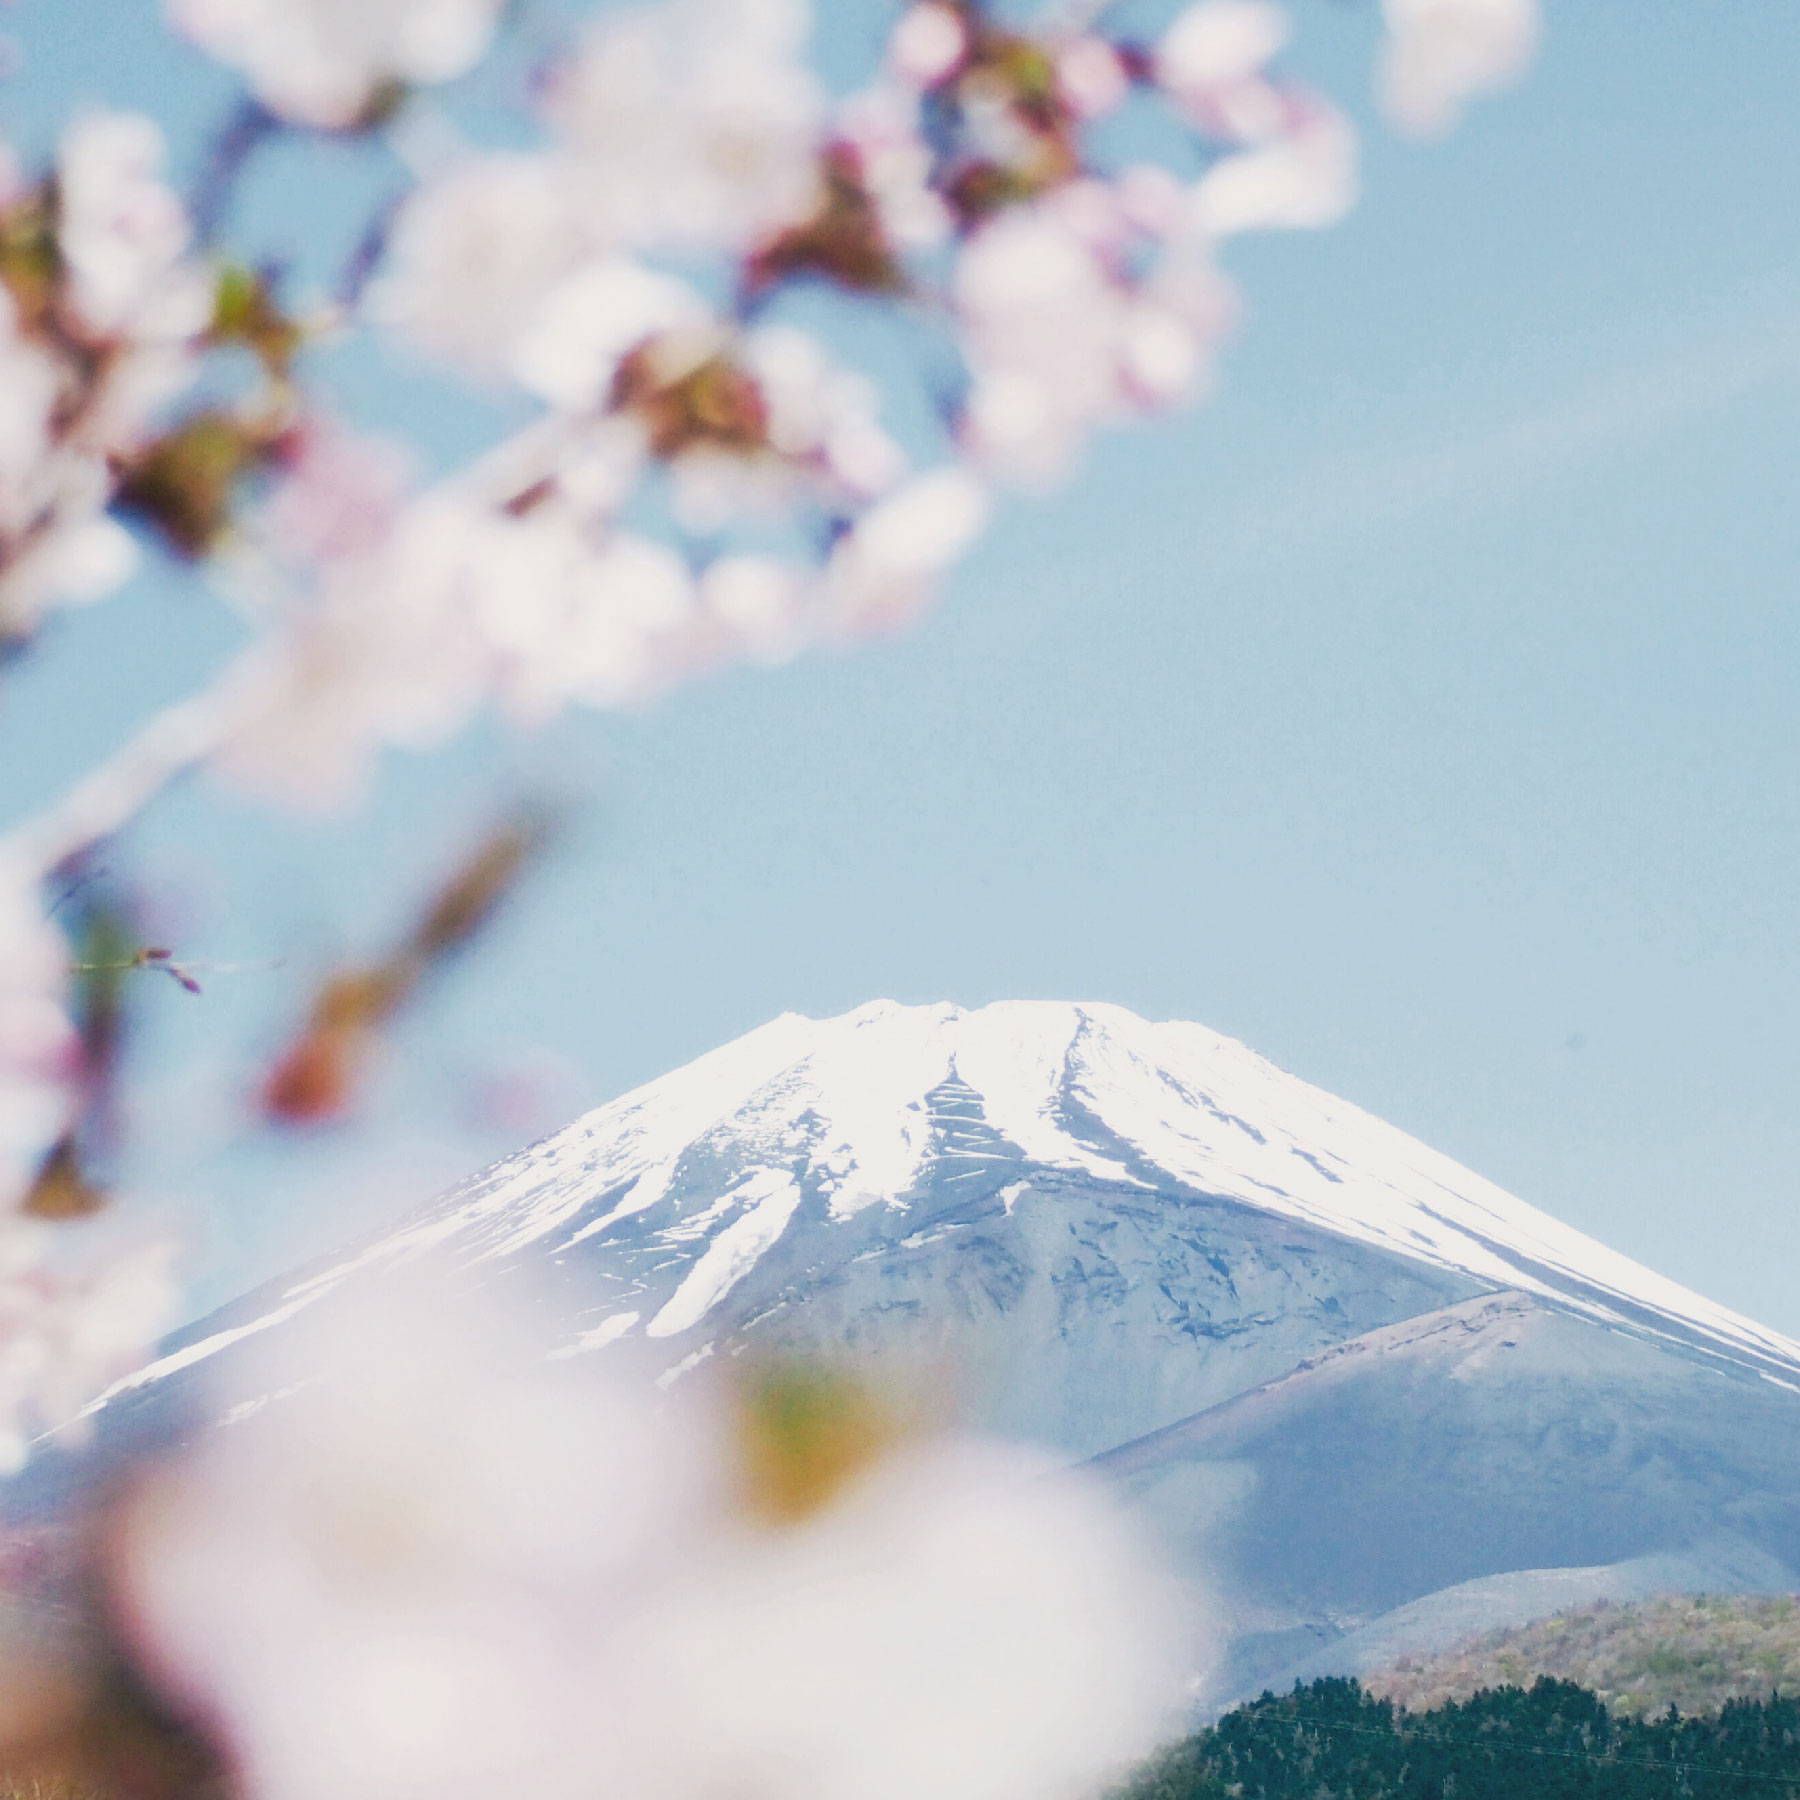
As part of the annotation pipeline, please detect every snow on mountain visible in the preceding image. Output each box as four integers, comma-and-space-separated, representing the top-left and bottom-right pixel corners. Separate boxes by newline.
59, 997, 1800, 1709
89, 998, 1800, 1444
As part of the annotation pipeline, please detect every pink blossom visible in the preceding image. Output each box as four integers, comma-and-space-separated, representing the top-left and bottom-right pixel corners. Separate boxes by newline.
217, 494, 497, 808
55, 111, 207, 343
1114, 163, 1195, 239
1379, 0, 1541, 137
1190, 95, 1358, 236
0, 869, 75, 1215
116, 1291, 732, 1800
220, 481, 720, 805
165, 0, 507, 130
887, 2, 967, 90
0, 870, 173, 1475
742, 324, 907, 502
116, 1287, 1183, 1800
266, 417, 414, 566
508, 259, 713, 411
0, 115, 206, 634
825, 467, 988, 634
541, 0, 824, 255
953, 195, 1227, 484
1056, 37, 1131, 122
2, 1239, 179, 1471
375, 155, 582, 377
954, 202, 1125, 483
0, 307, 115, 636
0, 509, 137, 636
478, 523, 707, 718
1155, 0, 1291, 138
643, 1437, 1186, 1800
835, 87, 954, 251
699, 554, 809, 664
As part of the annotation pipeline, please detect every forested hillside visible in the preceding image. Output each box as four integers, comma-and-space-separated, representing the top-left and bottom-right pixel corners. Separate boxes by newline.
1371, 1596, 1800, 1718
1128, 1676, 1800, 1800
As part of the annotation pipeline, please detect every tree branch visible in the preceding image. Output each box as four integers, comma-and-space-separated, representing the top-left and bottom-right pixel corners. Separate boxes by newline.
1, 649, 278, 879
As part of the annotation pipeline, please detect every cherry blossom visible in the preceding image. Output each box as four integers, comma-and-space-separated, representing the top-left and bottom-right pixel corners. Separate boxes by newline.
0, 299, 137, 638
116, 1290, 1183, 1800
1056, 37, 1132, 123
1154, 0, 1292, 140
830, 87, 955, 255
685, 323, 908, 524
1379, 0, 1541, 138
116, 1294, 729, 1800
0, 870, 174, 1476
0, 869, 76, 1215
56, 112, 208, 343
0, 1236, 178, 1473
374, 155, 583, 378
540, 0, 824, 255
1190, 94, 1359, 237
887, 2, 969, 90
221, 474, 715, 806
263, 416, 415, 568
0, 0, 1542, 1508
507, 260, 714, 410
0, 0, 1543, 842
699, 554, 809, 664
825, 468, 990, 634
165, 0, 508, 131
954, 192, 1230, 485
649, 1436, 1184, 1800
0, 113, 211, 639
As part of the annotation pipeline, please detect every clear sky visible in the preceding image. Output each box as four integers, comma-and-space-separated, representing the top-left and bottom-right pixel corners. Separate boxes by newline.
5, 1, 1799, 1331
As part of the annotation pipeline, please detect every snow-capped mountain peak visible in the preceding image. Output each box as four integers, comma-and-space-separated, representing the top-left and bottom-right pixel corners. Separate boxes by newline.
92, 999, 1800, 1434
64, 1000, 1800, 1721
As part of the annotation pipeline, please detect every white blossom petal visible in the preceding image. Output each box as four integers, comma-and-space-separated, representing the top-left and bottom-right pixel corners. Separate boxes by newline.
1156, 0, 1290, 127
1379, 0, 1541, 136
542, 0, 824, 254
826, 467, 988, 632
1190, 99, 1358, 236
509, 260, 713, 411
166, 0, 506, 130
376, 156, 583, 376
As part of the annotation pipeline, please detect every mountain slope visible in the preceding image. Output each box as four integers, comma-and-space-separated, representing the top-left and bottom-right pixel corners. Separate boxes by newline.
59, 999, 1800, 1702
1091, 1291, 1800, 1705
1367, 1593, 1800, 1718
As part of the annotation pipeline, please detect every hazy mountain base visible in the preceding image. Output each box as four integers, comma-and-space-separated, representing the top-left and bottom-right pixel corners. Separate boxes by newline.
1091, 1292, 1800, 1710
1265, 1539, 1798, 1697
1367, 1593, 1800, 1720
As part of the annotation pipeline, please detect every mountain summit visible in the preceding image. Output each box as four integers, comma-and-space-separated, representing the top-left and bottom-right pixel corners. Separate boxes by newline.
84, 1000, 1800, 1705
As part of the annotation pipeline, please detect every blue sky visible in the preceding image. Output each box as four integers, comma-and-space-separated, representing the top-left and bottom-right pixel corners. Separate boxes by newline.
5, 1, 1800, 1330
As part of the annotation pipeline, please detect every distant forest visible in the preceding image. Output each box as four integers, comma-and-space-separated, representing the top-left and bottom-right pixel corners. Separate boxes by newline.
1128, 1677, 1800, 1800
1370, 1597, 1800, 1720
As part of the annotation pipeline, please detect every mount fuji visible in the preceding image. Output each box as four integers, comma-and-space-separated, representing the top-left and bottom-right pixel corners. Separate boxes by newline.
77, 1000, 1800, 1705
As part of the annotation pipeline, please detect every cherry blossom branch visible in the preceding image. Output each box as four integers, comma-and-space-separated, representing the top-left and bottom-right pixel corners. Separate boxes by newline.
0, 648, 277, 879
191, 97, 279, 242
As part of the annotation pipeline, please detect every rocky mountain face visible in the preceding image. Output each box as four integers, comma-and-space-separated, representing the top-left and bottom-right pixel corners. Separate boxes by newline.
68, 1000, 1800, 1707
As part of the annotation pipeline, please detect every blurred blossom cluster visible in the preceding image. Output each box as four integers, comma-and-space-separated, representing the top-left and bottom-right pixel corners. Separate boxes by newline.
0, 114, 214, 639
0, 0, 1542, 828
0, 5, 1540, 1772
0, 0, 1537, 1431
80, 1290, 1186, 1800
0, 863, 180, 1475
